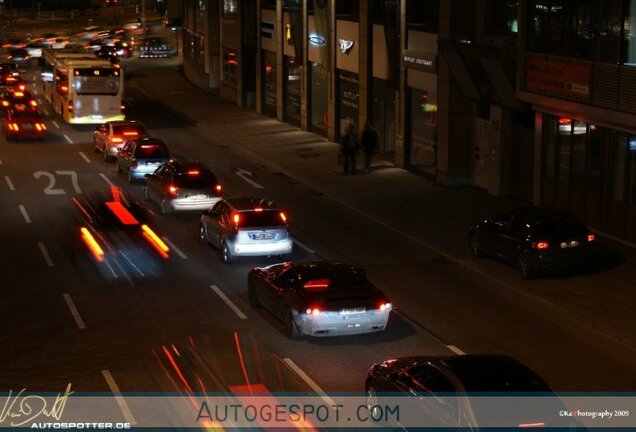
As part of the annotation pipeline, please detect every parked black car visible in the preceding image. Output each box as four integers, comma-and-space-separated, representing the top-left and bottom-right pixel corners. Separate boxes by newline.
468, 207, 597, 279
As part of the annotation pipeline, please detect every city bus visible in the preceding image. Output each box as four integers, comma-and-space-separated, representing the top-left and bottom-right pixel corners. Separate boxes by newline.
40, 48, 125, 124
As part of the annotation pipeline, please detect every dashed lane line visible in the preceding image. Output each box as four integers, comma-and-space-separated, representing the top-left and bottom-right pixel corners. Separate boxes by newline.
64, 134, 73, 144
18, 205, 31, 223
101, 370, 137, 425
99, 173, 115, 186
210, 285, 247, 319
52, 120, 60, 129
63, 293, 86, 329
79, 151, 92, 163
37, 242, 55, 267
162, 237, 187, 259
283, 358, 337, 407
5, 175, 15, 190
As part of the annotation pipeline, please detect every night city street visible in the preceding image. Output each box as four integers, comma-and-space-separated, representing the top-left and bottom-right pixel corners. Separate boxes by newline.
1, 0, 636, 430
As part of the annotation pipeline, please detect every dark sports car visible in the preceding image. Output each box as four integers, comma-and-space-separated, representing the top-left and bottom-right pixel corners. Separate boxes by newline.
468, 206, 597, 278
248, 261, 391, 339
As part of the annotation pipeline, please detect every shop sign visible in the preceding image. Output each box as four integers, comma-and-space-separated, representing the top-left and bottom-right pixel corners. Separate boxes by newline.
402, 50, 436, 73
338, 39, 354, 55
526, 58, 590, 101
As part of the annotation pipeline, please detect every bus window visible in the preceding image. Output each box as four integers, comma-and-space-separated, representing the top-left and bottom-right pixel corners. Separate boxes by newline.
55, 70, 68, 95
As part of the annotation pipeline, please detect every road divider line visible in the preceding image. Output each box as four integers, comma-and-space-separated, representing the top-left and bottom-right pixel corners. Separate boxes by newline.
293, 239, 315, 255
63, 134, 73, 144
79, 151, 91, 163
52, 120, 60, 129
99, 173, 114, 186
63, 293, 86, 329
101, 370, 137, 425
37, 242, 55, 267
18, 205, 31, 223
210, 285, 247, 319
446, 345, 466, 355
5, 176, 15, 190
283, 358, 336, 407
42, 108, 49, 116
162, 237, 187, 259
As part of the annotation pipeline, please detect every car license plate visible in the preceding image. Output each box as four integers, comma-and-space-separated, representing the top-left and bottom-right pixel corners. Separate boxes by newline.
251, 233, 275, 240
341, 307, 365, 315
187, 194, 206, 199
91, 115, 103, 119
560, 240, 580, 249
22, 123, 33, 129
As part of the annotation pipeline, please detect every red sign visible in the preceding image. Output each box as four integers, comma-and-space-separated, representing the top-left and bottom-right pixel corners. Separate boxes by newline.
526, 58, 590, 101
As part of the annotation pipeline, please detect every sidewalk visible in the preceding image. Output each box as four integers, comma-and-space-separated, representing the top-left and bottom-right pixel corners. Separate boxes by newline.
128, 65, 636, 351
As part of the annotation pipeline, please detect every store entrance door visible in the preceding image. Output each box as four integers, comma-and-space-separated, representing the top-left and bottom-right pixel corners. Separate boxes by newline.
372, 96, 395, 159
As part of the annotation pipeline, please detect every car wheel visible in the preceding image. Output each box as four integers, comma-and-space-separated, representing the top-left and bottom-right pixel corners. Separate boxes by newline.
199, 224, 209, 245
144, 186, 151, 201
160, 198, 172, 215
221, 241, 234, 264
248, 281, 260, 308
517, 254, 536, 280
469, 234, 483, 258
285, 308, 302, 340
366, 383, 382, 419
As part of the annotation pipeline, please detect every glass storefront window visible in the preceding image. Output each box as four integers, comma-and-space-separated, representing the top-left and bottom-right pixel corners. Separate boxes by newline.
624, 0, 636, 64
557, 117, 572, 185
571, 120, 587, 188
263, 51, 277, 117
571, 0, 593, 60
486, 0, 518, 35
587, 125, 602, 193
285, 57, 301, 126
310, 62, 328, 135
338, 71, 359, 139
612, 132, 627, 202
409, 87, 437, 169
223, 48, 238, 86
597, 0, 621, 63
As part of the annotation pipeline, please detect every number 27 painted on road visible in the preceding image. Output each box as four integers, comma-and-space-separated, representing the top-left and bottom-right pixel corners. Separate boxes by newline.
33, 170, 82, 195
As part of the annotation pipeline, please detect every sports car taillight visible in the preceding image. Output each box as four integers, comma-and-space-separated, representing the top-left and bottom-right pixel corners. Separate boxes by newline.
35, 122, 46, 131
587, 234, 595, 242
531, 241, 549, 250
378, 302, 392, 311
167, 185, 177, 197
305, 307, 321, 316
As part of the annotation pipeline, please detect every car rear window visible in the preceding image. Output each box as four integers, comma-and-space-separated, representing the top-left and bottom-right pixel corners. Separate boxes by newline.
135, 144, 169, 158
174, 171, 217, 189
532, 219, 586, 238
301, 267, 369, 291
238, 210, 285, 227
113, 125, 145, 135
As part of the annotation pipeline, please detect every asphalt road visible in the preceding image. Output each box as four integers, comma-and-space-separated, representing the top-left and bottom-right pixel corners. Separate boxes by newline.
0, 50, 635, 412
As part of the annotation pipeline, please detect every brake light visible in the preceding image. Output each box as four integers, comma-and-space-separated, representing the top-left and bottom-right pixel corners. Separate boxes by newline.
187, 170, 200, 175
215, 184, 222, 193
532, 241, 549, 250
305, 307, 321, 316
378, 302, 392, 311
168, 185, 177, 197
120, 104, 125, 112
110, 137, 123, 143
35, 123, 46, 131
10, 123, 18, 131
303, 279, 330, 290
17, 84, 25, 91
67, 101, 73, 113
123, 131, 137, 136
13, 91, 24, 97
279, 211, 287, 223
60, 85, 68, 93
587, 234, 595, 242
233, 213, 240, 224
2, 101, 9, 107
254, 207, 263, 212
29, 100, 37, 107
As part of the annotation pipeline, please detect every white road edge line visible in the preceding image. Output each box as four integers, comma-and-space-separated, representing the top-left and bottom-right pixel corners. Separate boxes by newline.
101, 370, 137, 425
99, 173, 115, 186
79, 151, 92, 163
5, 175, 15, 190
38, 242, 55, 267
283, 358, 337, 407
162, 237, 187, 259
63, 134, 73, 144
210, 285, 247, 319
52, 120, 60, 129
446, 345, 466, 356
293, 239, 315, 254
18, 204, 31, 223
63, 293, 86, 329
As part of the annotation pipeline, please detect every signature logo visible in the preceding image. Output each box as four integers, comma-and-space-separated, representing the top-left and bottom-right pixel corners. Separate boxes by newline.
0, 384, 73, 427
338, 39, 354, 55
309, 34, 327, 46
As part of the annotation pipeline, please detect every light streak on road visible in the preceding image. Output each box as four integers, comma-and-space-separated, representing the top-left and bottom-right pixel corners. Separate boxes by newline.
446, 345, 466, 355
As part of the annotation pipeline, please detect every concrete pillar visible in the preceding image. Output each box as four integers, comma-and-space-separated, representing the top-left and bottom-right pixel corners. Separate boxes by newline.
488, 105, 513, 196
532, 110, 543, 205
301, 0, 308, 130
395, 0, 406, 168
358, 0, 369, 129
276, 0, 284, 120
255, 0, 262, 113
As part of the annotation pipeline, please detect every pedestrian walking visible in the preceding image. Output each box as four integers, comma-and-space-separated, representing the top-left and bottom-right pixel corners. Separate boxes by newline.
341, 123, 359, 174
361, 121, 378, 173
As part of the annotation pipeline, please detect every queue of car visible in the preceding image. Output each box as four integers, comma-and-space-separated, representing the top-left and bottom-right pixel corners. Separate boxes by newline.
0, 62, 47, 141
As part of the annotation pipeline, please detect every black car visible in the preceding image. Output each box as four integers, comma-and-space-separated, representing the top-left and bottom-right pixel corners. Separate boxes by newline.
468, 206, 597, 279
95, 45, 119, 64
365, 354, 579, 429
248, 261, 392, 339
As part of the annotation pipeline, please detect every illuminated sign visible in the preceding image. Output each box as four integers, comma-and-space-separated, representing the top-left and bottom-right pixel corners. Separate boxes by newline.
338, 39, 354, 55
309, 34, 327, 46
402, 50, 436, 73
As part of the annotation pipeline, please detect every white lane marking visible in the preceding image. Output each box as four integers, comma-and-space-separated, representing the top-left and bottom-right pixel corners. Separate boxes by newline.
236, 168, 265, 189
5, 176, 15, 190
283, 358, 337, 407
63, 134, 73, 144
446, 345, 466, 355
99, 173, 115, 186
38, 242, 55, 267
162, 237, 187, 259
63, 293, 86, 329
101, 370, 137, 425
79, 151, 91, 163
52, 120, 60, 129
18, 205, 31, 223
42, 108, 49, 116
293, 239, 315, 254
210, 285, 247, 319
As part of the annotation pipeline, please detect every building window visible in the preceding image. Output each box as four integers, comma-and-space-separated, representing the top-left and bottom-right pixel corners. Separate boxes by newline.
526, 0, 570, 57
195, 0, 205, 32
485, 0, 519, 35
223, 48, 238, 86
597, 0, 621, 63
223, 0, 238, 20
624, 0, 636, 64
611, 131, 627, 202
406, 0, 439, 32
571, 0, 593, 60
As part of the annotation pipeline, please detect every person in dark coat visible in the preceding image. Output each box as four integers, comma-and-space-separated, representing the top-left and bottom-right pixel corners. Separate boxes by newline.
341, 123, 359, 174
361, 121, 378, 173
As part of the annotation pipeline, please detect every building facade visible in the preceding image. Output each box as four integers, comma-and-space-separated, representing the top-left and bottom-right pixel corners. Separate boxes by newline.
181, 0, 636, 244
